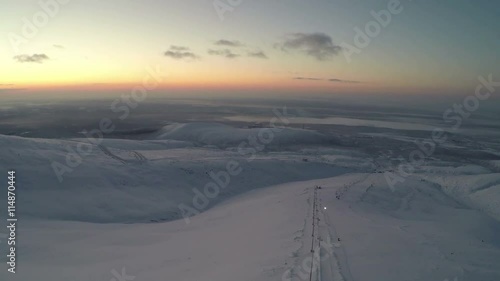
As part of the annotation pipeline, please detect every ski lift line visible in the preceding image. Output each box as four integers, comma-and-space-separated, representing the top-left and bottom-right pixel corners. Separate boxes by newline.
309, 188, 316, 281
309, 186, 322, 281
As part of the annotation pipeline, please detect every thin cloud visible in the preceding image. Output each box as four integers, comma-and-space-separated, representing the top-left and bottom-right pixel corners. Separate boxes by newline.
170, 45, 189, 51
247, 51, 268, 59
328, 78, 361, 84
293, 77, 361, 83
53, 44, 65, 49
164, 51, 198, 60
279, 33, 342, 61
13, 54, 49, 63
208, 49, 240, 59
293, 77, 323, 81
215, 39, 243, 47
164, 46, 199, 60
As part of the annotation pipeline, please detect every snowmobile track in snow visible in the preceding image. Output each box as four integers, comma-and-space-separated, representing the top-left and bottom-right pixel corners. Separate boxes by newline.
98, 144, 148, 164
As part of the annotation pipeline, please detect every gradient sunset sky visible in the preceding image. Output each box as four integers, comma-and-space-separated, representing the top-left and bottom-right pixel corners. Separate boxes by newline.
1, 0, 499, 96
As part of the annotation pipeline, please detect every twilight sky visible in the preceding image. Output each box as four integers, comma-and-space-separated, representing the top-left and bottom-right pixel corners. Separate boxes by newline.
1, 0, 499, 96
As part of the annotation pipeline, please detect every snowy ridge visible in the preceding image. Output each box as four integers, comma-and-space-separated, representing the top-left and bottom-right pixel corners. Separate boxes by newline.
1, 121, 500, 224
151, 122, 334, 147
421, 173, 500, 222
0, 125, 354, 223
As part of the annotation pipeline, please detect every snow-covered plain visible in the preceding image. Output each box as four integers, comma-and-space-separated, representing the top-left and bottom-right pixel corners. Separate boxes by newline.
1, 111, 500, 280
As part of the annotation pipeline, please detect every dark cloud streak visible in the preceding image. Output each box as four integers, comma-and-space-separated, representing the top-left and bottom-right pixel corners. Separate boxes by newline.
279, 33, 342, 61
13, 54, 49, 63
293, 77, 323, 81
215, 40, 243, 47
327, 78, 360, 84
247, 51, 268, 59
164, 46, 199, 60
293, 77, 361, 83
208, 49, 240, 59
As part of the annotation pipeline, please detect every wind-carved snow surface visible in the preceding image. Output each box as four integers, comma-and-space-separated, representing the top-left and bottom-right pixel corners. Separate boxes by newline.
0, 122, 500, 281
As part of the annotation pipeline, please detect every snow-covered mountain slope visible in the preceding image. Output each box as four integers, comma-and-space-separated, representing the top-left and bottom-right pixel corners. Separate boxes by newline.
3, 176, 500, 281
0, 125, 357, 223
1, 122, 500, 280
